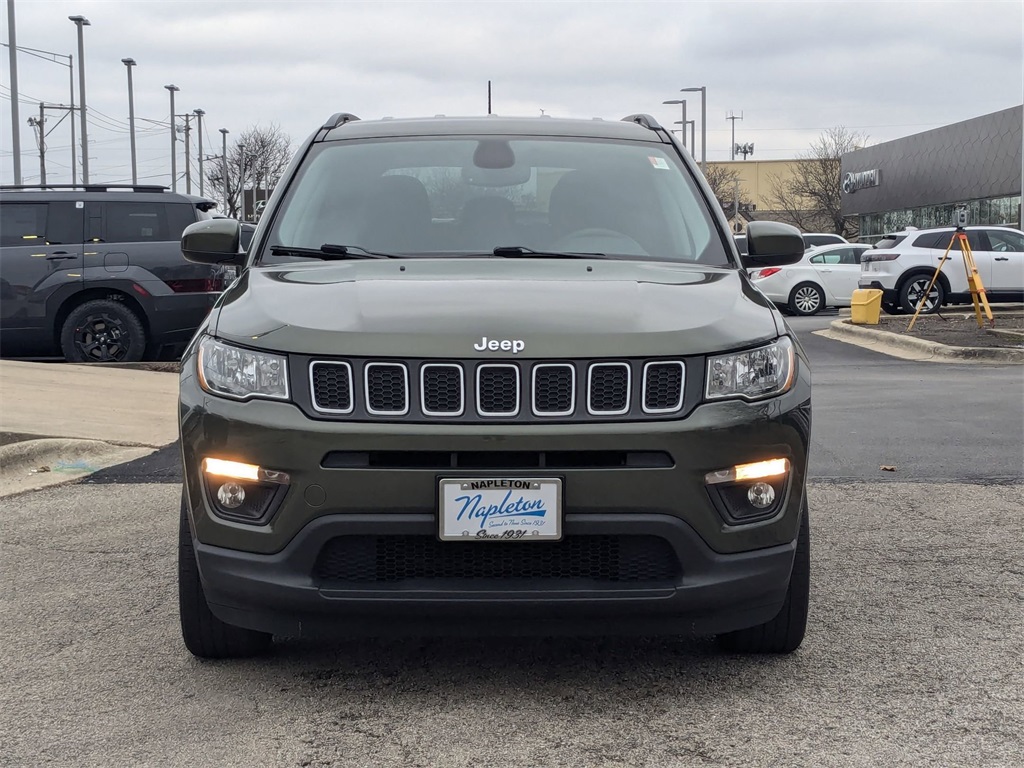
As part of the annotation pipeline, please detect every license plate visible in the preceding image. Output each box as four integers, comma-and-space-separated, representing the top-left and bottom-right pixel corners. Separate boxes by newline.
438, 478, 562, 541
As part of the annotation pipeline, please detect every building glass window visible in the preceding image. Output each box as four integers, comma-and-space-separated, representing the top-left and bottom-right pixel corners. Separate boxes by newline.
857, 195, 1021, 243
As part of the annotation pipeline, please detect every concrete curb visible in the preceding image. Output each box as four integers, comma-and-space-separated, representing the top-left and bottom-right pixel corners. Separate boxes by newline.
828, 319, 1024, 363
0, 438, 154, 498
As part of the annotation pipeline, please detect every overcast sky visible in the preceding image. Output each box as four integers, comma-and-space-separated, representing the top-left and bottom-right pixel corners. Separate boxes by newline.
2, 0, 1022, 191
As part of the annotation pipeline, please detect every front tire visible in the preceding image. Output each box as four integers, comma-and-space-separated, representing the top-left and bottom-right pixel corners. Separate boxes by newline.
60, 298, 147, 363
717, 505, 810, 654
788, 283, 825, 316
178, 492, 272, 659
899, 275, 945, 314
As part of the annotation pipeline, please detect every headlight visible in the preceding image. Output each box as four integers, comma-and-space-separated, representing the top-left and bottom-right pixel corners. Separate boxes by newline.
705, 336, 795, 401
197, 336, 289, 401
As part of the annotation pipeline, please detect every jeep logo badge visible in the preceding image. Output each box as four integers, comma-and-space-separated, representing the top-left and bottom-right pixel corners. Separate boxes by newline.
474, 336, 525, 354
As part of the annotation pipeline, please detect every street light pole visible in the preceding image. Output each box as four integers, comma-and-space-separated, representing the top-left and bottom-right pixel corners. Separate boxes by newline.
680, 86, 707, 173
219, 128, 229, 214
183, 114, 192, 194
121, 58, 137, 185
7, 0, 22, 185
68, 15, 91, 183
662, 99, 687, 150
164, 84, 179, 191
194, 109, 205, 196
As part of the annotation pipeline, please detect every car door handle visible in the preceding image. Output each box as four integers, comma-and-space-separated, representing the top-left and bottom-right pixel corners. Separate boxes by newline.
46, 253, 78, 261
819, 268, 832, 272
994, 257, 1010, 261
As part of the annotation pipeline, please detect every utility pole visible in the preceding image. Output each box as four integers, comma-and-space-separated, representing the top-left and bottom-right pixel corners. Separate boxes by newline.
219, 128, 229, 214
194, 109, 205, 196
27, 106, 44, 185
727, 111, 743, 160
8, 0, 23, 184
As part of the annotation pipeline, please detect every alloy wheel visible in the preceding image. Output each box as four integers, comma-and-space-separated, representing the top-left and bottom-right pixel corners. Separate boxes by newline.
74, 312, 133, 362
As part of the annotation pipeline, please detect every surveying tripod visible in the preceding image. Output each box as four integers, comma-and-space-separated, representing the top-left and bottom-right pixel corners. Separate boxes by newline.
907, 226, 993, 332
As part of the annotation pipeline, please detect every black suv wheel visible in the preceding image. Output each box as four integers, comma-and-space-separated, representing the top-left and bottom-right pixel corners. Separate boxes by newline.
178, 492, 272, 659
60, 299, 147, 363
716, 504, 809, 654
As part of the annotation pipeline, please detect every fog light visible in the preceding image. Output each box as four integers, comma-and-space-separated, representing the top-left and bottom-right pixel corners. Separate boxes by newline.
747, 482, 776, 509
217, 482, 246, 509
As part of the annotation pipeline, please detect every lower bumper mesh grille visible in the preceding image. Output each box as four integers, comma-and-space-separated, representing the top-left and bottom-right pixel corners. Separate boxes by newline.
313, 534, 681, 585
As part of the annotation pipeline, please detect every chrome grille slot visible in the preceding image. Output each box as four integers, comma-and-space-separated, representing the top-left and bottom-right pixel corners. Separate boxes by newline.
532, 364, 575, 416
476, 364, 520, 416
364, 363, 409, 415
421, 364, 464, 416
588, 363, 630, 415
310, 361, 353, 413
643, 361, 685, 414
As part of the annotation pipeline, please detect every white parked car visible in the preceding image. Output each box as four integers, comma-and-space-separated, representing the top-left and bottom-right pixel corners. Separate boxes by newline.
749, 243, 871, 315
859, 226, 1024, 313
802, 232, 848, 251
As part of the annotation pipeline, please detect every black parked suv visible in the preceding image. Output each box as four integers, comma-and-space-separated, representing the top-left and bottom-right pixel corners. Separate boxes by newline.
177, 113, 811, 659
0, 185, 231, 362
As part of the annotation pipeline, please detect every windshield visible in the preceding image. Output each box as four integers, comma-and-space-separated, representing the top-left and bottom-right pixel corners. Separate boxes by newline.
261, 136, 730, 266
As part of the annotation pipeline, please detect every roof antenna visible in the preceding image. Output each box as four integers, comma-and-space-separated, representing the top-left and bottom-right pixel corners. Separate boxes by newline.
487, 80, 492, 115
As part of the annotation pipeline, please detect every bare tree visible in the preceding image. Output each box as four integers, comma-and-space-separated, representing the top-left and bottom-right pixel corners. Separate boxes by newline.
205, 124, 293, 219
702, 164, 752, 219
765, 126, 867, 238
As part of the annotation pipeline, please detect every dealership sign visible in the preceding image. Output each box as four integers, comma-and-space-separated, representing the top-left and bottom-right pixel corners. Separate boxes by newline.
842, 169, 881, 194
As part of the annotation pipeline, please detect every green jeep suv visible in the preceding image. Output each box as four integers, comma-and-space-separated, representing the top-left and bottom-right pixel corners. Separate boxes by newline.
176, 113, 811, 658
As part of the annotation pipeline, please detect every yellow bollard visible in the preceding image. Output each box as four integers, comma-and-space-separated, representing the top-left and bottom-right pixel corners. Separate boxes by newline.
850, 289, 883, 325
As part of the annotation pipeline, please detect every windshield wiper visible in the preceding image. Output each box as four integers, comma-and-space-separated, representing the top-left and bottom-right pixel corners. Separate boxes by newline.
269, 244, 396, 260
492, 246, 607, 259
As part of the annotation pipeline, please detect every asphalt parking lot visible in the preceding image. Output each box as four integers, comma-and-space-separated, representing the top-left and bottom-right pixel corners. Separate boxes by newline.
1, 313, 1022, 767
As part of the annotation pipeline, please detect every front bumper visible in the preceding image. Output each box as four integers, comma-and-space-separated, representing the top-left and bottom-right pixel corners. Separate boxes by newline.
179, 356, 811, 636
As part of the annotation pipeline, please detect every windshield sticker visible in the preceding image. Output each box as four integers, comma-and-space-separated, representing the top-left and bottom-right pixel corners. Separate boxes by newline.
648, 156, 670, 170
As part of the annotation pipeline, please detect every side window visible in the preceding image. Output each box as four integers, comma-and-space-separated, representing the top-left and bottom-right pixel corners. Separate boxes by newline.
166, 203, 198, 240
913, 232, 950, 249
966, 230, 984, 251
45, 202, 83, 245
0, 202, 47, 246
105, 202, 168, 243
809, 254, 824, 264
986, 230, 1024, 252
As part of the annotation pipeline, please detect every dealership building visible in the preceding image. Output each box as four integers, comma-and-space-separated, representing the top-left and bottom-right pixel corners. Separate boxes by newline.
841, 105, 1022, 242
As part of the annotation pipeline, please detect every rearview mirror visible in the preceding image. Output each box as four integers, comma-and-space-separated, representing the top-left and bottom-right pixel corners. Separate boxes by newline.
740, 221, 805, 269
181, 219, 246, 266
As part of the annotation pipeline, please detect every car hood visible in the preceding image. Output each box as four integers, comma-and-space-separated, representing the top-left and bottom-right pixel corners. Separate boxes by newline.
212, 259, 780, 358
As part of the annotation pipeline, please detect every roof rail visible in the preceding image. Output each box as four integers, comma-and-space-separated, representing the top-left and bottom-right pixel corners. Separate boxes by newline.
322, 112, 361, 130
620, 114, 664, 131
0, 183, 169, 192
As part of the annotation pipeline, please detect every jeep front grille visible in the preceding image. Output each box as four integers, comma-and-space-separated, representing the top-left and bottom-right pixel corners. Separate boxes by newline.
364, 363, 408, 415
476, 364, 519, 416
313, 534, 682, 585
421, 364, 464, 416
307, 358, 689, 423
642, 361, 685, 413
310, 361, 353, 413
588, 363, 630, 415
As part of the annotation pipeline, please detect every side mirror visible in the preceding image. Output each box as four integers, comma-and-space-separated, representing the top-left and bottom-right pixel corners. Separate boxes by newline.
740, 221, 805, 269
181, 218, 245, 266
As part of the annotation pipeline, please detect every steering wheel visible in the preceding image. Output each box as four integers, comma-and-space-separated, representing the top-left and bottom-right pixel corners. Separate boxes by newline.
551, 228, 649, 255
